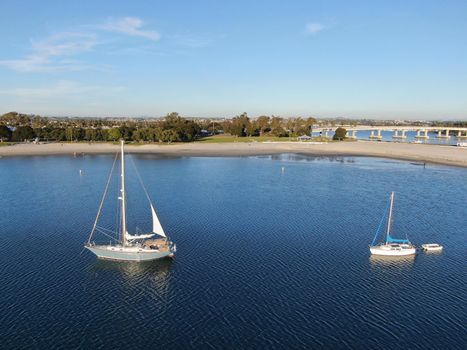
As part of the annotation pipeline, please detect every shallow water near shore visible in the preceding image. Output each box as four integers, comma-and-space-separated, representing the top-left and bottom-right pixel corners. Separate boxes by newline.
0, 154, 465, 349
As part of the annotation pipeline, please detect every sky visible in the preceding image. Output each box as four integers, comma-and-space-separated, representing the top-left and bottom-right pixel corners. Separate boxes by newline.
0, 0, 466, 120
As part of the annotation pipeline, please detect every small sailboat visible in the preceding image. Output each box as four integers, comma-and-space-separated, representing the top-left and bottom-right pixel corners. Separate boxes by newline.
369, 192, 416, 256
85, 140, 176, 261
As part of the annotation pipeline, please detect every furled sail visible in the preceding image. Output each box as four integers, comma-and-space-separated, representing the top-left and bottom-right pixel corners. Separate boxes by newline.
151, 204, 166, 237
126, 232, 155, 240
386, 234, 410, 244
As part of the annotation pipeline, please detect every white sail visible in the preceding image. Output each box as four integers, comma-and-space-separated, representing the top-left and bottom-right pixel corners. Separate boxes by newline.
151, 204, 166, 237
125, 232, 155, 240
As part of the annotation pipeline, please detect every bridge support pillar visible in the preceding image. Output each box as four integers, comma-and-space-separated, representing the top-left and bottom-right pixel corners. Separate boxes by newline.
370, 130, 382, 140
415, 130, 430, 139
437, 130, 449, 138
393, 130, 406, 139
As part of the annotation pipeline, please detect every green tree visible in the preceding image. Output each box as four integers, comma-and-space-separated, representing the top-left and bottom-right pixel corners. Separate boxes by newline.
107, 128, 121, 141
12, 126, 35, 141
271, 126, 288, 137
66, 128, 74, 142
99, 129, 108, 141
256, 116, 271, 135
162, 112, 200, 141
333, 127, 347, 141
132, 129, 146, 142
246, 122, 259, 137
73, 128, 84, 141
84, 128, 97, 141
0, 125, 12, 141
230, 113, 250, 137
305, 117, 317, 133
160, 129, 178, 143
145, 127, 162, 142
50, 128, 66, 141
119, 126, 135, 141
155, 127, 164, 141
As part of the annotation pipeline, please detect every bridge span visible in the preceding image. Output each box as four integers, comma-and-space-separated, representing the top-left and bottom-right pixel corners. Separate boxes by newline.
313, 126, 467, 140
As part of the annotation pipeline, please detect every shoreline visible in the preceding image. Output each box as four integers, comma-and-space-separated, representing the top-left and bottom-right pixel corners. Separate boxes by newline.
1, 141, 466, 168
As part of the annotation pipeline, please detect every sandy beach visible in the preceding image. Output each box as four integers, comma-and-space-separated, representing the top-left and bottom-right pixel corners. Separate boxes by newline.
0, 141, 466, 167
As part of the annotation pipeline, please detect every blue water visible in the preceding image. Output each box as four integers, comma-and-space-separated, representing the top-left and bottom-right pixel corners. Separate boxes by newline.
0, 154, 466, 349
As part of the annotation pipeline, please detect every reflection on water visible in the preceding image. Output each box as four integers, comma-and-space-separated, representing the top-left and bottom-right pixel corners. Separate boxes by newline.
369, 254, 416, 269
261, 153, 357, 164
89, 258, 172, 278
89, 258, 173, 294
369, 255, 416, 282
421, 250, 444, 255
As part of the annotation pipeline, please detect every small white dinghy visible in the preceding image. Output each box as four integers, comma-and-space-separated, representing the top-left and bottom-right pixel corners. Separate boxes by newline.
421, 244, 443, 252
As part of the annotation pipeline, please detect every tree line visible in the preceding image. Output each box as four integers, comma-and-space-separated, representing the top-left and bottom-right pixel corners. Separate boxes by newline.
222, 113, 317, 137
0, 112, 201, 143
0, 111, 321, 142
5, 110, 460, 143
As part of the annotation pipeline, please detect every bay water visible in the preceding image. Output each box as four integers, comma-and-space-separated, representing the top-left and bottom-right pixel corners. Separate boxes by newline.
0, 154, 465, 349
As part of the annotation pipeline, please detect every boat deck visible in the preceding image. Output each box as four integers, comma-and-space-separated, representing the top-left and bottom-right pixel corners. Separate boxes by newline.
143, 238, 171, 252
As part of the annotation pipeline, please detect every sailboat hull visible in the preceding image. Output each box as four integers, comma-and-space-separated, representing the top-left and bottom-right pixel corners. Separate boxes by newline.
85, 245, 174, 261
370, 245, 416, 256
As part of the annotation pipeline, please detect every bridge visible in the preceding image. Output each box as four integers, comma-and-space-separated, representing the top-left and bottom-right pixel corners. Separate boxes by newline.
312, 126, 467, 140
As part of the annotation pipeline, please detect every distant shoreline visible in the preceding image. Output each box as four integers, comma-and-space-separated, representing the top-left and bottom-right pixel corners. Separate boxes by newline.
1, 141, 466, 168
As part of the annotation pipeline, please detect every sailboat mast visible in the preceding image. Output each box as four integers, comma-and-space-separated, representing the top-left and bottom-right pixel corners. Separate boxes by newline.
386, 191, 394, 241
121, 140, 127, 246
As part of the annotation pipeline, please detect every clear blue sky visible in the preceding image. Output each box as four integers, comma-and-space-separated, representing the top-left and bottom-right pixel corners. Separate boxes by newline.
0, 0, 466, 119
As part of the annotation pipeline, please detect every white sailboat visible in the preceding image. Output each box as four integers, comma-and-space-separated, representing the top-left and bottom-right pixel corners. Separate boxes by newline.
369, 192, 416, 256
85, 140, 176, 261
